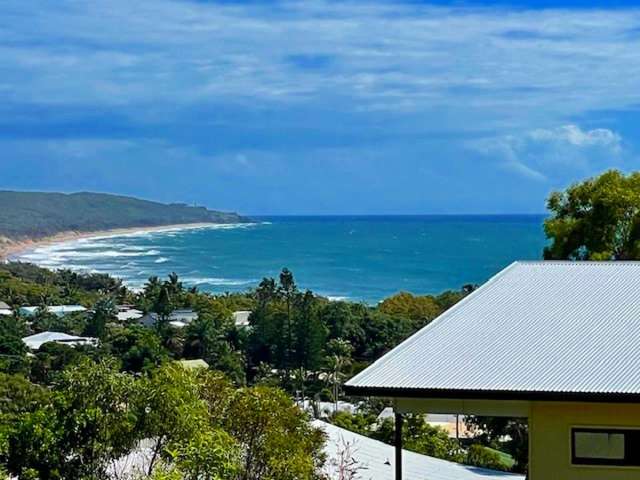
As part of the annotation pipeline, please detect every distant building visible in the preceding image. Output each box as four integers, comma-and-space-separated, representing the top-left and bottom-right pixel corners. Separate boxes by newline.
22, 331, 97, 350
116, 305, 143, 322
139, 309, 198, 328
232, 310, 251, 327
0, 301, 12, 316
177, 359, 209, 370
19, 305, 87, 317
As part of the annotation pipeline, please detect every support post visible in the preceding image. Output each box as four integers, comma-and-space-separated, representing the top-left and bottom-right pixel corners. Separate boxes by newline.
395, 412, 403, 480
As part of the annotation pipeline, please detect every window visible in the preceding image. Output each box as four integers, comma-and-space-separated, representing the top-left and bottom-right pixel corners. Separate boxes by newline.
572, 428, 640, 467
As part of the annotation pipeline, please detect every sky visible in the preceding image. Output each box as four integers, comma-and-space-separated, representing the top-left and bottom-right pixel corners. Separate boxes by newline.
1, 0, 640, 215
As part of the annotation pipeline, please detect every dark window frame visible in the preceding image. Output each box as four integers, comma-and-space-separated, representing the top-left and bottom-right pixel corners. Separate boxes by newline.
571, 427, 640, 467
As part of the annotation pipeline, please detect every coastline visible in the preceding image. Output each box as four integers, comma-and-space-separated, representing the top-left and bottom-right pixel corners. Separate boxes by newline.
0, 222, 230, 262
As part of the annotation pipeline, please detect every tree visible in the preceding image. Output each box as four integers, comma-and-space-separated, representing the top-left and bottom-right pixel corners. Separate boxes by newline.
293, 290, 326, 374
153, 286, 174, 333
224, 386, 325, 480
324, 339, 353, 411
278, 268, 296, 383
103, 325, 168, 373
8, 359, 139, 479
374, 414, 463, 462
29, 342, 90, 385
86, 296, 117, 338
544, 170, 640, 260
465, 416, 528, 473
135, 363, 210, 476
378, 292, 442, 327
163, 428, 240, 480
0, 315, 29, 374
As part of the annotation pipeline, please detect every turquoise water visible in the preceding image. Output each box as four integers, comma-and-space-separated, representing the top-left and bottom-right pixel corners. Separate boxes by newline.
17, 215, 547, 303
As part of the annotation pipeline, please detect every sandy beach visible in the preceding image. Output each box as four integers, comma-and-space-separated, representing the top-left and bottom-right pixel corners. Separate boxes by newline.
0, 222, 225, 262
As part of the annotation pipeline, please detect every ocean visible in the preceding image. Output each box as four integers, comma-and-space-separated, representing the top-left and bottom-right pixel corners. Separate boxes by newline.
15, 215, 547, 303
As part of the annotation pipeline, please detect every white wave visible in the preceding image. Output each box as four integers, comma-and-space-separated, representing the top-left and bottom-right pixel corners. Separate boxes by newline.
182, 277, 257, 286
327, 295, 351, 302
83, 222, 260, 241
154, 257, 169, 264
27, 249, 161, 260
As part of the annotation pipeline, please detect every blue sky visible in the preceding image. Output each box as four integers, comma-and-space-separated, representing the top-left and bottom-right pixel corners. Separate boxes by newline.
1, 0, 640, 215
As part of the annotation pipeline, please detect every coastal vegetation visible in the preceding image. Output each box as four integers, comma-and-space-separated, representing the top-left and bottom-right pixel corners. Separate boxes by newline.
0, 191, 247, 240
544, 169, 640, 260
0, 260, 484, 478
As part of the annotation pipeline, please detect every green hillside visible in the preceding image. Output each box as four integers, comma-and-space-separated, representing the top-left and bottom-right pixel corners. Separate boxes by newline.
0, 191, 248, 239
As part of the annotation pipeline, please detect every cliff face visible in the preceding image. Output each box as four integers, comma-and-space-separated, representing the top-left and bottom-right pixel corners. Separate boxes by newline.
0, 191, 249, 240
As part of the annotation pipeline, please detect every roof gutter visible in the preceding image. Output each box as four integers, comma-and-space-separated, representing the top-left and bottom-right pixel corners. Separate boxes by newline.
343, 385, 640, 404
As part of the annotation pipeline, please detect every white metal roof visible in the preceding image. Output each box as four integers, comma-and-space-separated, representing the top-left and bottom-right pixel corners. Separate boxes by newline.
233, 310, 251, 327
20, 305, 87, 317
22, 331, 96, 350
346, 262, 640, 401
315, 420, 523, 480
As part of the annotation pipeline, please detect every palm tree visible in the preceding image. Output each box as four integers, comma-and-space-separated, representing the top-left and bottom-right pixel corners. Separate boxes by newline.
325, 338, 354, 413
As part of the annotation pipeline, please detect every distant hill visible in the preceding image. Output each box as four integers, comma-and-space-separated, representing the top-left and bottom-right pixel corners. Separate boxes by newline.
0, 191, 249, 240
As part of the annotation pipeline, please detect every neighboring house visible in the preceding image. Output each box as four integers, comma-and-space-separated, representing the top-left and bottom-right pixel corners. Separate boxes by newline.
232, 310, 251, 328
19, 305, 87, 317
345, 261, 640, 480
177, 359, 209, 370
315, 420, 523, 480
139, 309, 198, 328
116, 305, 143, 322
0, 301, 12, 316
22, 331, 97, 350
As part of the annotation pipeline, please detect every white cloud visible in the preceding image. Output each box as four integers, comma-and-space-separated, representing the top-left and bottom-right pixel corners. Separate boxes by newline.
469, 124, 624, 182
529, 125, 622, 151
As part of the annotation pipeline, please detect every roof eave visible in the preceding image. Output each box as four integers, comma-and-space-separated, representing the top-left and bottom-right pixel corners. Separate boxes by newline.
343, 385, 640, 404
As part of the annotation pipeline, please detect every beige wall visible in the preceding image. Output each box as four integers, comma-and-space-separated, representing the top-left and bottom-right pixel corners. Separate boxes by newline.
529, 401, 640, 480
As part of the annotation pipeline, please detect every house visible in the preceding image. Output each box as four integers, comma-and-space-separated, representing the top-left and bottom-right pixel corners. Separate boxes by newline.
232, 310, 251, 328
22, 331, 97, 350
314, 420, 523, 480
19, 305, 87, 317
345, 261, 640, 480
0, 301, 12, 316
177, 359, 209, 370
139, 309, 198, 328
116, 305, 143, 322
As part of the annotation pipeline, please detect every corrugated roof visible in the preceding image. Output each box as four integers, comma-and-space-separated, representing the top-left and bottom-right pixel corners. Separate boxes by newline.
315, 420, 524, 480
346, 262, 640, 400
22, 331, 96, 350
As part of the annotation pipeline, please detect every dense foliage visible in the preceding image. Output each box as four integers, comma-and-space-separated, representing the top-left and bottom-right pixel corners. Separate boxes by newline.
0, 191, 247, 240
544, 170, 640, 260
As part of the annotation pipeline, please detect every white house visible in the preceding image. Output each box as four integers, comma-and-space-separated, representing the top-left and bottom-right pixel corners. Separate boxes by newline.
345, 261, 640, 480
22, 331, 97, 350
20, 305, 87, 317
0, 301, 12, 316
315, 420, 523, 480
116, 305, 143, 322
139, 309, 198, 328
232, 310, 251, 327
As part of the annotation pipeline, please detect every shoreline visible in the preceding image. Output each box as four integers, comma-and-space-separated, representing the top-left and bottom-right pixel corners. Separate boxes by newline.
0, 222, 233, 262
